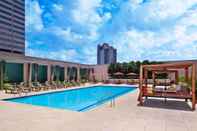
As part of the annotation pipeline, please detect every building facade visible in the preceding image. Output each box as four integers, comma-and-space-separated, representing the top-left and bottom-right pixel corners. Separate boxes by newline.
0, 0, 109, 89
0, 0, 25, 54
0, 51, 109, 89
97, 43, 117, 65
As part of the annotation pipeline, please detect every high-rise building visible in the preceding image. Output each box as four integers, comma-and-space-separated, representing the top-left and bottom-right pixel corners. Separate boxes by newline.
0, 0, 25, 54
97, 43, 117, 65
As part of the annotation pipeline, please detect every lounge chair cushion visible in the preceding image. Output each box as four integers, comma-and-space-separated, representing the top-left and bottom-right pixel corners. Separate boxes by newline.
176, 85, 181, 91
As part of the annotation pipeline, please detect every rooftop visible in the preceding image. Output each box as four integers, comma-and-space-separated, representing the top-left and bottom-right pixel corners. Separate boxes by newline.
0, 85, 196, 131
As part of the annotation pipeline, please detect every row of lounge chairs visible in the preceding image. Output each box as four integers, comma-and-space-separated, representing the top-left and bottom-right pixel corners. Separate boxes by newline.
4, 81, 84, 95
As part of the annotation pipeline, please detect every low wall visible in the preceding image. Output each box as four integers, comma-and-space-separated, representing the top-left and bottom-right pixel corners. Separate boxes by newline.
107, 79, 174, 85
93, 64, 109, 81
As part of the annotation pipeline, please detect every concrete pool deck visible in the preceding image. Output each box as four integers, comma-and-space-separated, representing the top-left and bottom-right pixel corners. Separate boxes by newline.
0, 84, 197, 131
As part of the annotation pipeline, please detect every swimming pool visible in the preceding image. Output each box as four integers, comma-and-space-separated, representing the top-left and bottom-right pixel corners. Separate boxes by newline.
5, 85, 136, 111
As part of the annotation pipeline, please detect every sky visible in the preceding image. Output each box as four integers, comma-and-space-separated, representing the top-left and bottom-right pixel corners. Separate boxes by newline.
26, 0, 197, 64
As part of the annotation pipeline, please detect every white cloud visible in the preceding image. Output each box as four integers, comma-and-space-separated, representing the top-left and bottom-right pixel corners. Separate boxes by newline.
52, 27, 83, 43
173, 8, 197, 48
112, 0, 197, 31
72, 0, 111, 41
26, 0, 197, 63
142, 0, 195, 20
140, 0, 195, 21
108, 0, 197, 62
26, 48, 79, 62
53, 4, 64, 12
26, 0, 44, 31
81, 47, 97, 64
72, 0, 102, 25
103, 12, 112, 22
113, 22, 197, 62
25, 40, 29, 49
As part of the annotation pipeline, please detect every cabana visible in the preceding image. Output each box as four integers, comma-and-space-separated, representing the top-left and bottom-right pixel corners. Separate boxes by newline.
138, 62, 196, 110
114, 72, 124, 76
113, 72, 124, 79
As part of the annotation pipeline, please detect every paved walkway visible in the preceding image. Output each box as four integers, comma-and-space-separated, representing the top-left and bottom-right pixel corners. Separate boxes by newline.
0, 85, 196, 131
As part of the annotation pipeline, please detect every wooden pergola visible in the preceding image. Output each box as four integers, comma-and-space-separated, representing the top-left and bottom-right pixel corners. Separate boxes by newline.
138, 62, 196, 110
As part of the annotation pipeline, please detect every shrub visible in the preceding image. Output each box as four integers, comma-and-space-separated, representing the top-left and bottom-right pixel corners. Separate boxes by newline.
3, 83, 13, 90
178, 76, 186, 83
81, 79, 87, 84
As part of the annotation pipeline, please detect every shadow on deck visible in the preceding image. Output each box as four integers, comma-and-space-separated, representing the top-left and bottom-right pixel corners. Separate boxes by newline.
140, 98, 192, 111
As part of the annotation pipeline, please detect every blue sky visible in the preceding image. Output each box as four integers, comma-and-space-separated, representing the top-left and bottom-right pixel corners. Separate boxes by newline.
26, 0, 197, 64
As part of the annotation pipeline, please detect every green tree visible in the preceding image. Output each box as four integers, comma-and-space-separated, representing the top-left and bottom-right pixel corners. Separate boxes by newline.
142, 60, 150, 65
121, 62, 128, 75
135, 61, 141, 74
108, 63, 115, 76
115, 63, 121, 72
107, 60, 165, 79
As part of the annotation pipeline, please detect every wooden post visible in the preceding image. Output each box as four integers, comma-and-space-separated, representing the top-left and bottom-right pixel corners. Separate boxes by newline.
185, 67, 189, 82
175, 71, 179, 84
192, 64, 196, 110
144, 69, 148, 87
152, 71, 155, 87
138, 65, 143, 105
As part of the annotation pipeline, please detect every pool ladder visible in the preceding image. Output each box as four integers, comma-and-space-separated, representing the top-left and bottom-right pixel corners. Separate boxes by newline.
110, 99, 115, 108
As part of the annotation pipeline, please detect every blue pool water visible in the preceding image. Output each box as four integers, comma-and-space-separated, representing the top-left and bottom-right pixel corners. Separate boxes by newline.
5, 85, 136, 111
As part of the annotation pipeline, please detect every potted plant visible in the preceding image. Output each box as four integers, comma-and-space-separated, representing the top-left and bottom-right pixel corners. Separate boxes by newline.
3, 82, 13, 93
80, 79, 86, 85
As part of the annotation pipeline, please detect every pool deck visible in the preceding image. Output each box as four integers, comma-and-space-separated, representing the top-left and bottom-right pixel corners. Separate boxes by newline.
0, 84, 197, 131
